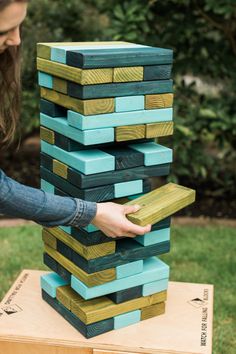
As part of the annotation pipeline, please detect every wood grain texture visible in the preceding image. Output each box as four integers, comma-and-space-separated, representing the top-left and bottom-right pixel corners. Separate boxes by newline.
53, 159, 68, 179
101, 146, 144, 170
145, 121, 174, 138
40, 87, 115, 116
42, 230, 57, 249
44, 244, 116, 287
126, 183, 196, 226
143, 64, 172, 80
67, 80, 173, 99
145, 93, 173, 109
53, 77, 68, 94
141, 301, 165, 320
113, 67, 143, 82
44, 227, 116, 260
37, 58, 113, 85
40, 126, 55, 144
108, 285, 143, 304
115, 125, 145, 142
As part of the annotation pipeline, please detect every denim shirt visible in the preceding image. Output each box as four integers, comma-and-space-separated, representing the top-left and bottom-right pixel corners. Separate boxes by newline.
0, 168, 97, 227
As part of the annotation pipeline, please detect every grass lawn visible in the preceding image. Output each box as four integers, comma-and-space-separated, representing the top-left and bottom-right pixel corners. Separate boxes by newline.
0, 223, 235, 353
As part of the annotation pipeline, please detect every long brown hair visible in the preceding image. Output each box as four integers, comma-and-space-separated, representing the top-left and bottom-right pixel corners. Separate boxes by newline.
0, 0, 27, 148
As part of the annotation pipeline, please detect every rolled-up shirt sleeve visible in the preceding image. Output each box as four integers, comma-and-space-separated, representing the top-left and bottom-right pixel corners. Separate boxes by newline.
0, 169, 97, 227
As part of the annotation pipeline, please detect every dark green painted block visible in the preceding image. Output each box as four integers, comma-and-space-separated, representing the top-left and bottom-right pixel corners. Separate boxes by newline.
40, 98, 67, 117
108, 285, 143, 304
144, 64, 172, 81
40, 152, 53, 171
57, 239, 73, 260
66, 47, 173, 68
101, 146, 144, 170
54, 132, 83, 151
67, 80, 173, 99
42, 290, 114, 338
68, 227, 112, 246
43, 252, 57, 272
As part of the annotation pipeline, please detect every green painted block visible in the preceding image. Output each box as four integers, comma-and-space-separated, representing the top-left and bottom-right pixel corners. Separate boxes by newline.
38, 71, 53, 88
41, 141, 115, 175
114, 180, 143, 198
135, 227, 170, 246
40, 113, 114, 146
129, 142, 173, 166
115, 96, 144, 112
142, 278, 169, 296
67, 108, 172, 131
41, 179, 55, 193
116, 260, 143, 279
114, 309, 141, 330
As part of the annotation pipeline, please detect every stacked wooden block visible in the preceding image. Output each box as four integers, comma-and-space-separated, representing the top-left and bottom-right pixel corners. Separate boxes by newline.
37, 41, 195, 338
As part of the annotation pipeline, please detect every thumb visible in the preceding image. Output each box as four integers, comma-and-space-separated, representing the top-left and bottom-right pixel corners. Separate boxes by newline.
123, 204, 141, 215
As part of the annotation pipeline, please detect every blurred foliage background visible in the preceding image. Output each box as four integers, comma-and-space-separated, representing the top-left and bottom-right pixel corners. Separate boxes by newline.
8, 0, 236, 215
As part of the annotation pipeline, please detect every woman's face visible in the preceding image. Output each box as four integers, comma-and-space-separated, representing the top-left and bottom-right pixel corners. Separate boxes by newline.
0, 2, 27, 53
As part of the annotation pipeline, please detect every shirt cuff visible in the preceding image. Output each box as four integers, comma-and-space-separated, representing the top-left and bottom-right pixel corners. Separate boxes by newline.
69, 199, 97, 227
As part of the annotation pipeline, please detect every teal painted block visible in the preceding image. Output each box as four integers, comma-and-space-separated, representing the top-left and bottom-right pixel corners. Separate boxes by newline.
41, 179, 55, 193
127, 193, 145, 200
114, 309, 141, 330
129, 142, 173, 166
142, 277, 169, 296
41, 141, 115, 175
135, 227, 170, 246
71, 257, 169, 299
82, 224, 99, 233
67, 108, 173, 131
114, 179, 143, 198
51, 43, 146, 64
40, 273, 68, 298
38, 72, 53, 88
40, 113, 114, 146
116, 260, 143, 279
115, 96, 144, 112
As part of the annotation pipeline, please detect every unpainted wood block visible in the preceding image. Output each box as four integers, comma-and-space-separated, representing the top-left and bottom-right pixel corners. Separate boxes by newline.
141, 301, 165, 321
42, 229, 57, 249
115, 125, 145, 142
145, 93, 173, 109
53, 76, 68, 94
115, 95, 144, 112
45, 227, 116, 260
126, 182, 196, 226
56, 284, 82, 310
143, 64, 172, 80
37, 57, 113, 85
40, 126, 55, 144
44, 244, 116, 287
71, 257, 169, 299
40, 87, 115, 116
114, 180, 143, 198
53, 159, 68, 179
146, 121, 174, 138
113, 66, 143, 82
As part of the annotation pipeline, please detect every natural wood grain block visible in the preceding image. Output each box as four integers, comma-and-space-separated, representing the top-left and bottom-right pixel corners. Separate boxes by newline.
40, 87, 115, 116
42, 230, 57, 249
143, 64, 172, 80
57, 284, 166, 324
126, 183, 196, 226
40, 126, 55, 144
44, 244, 116, 287
67, 80, 173, 99
113, 67, 143, 82
53, 159, 68, 179
141, 301, 165, 321
56, 284, 83, 311
44, 227, 116, 260
146, 121, 174, 138
115, 125, 145, 142
53, 77, 68, 94
145, 93, 173, 109
37, 58, 113, 85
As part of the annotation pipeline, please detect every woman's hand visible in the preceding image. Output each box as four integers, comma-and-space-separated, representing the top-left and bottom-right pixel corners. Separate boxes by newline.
91, 202, 151, 238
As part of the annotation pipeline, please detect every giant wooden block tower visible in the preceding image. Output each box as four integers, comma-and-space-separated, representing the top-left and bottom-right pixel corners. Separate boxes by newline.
37, 41, 195, 338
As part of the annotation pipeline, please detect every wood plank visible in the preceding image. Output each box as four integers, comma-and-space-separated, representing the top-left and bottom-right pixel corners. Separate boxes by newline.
113, 67, 143, 82
114, 310, 141, 330
42, 230, 57, 250
107, 286, 142, 304
54, 132, 83, 151
37, 58, 113, 85
67, 80, 173, 99
40, 179, 55, 193
114, 180, 143, 198
129, 142, 172, 166
145, 93, 173, 109
126, 183, 196, 226
66, 47, 173, 68
53, 77, 68, 94
53, 159, 68, 179
71, 257, 169, 299
145, 121, 174, 138
40, 273, 68, 298
60, 225, 111, 246
40, 88, 115, 116
142, 278, 168, 297
115, 125, 145, 142
141, 302, 165, 321
67, 107, 172, 131
115, 95, 144, 112
44, 228, 116, 260
135, 227, 170, 247
101, 146, 144, 170
40, 126, 55, 144
44, 244, 116, 287
143, 64, 172, 80
40, 98, 67, 117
